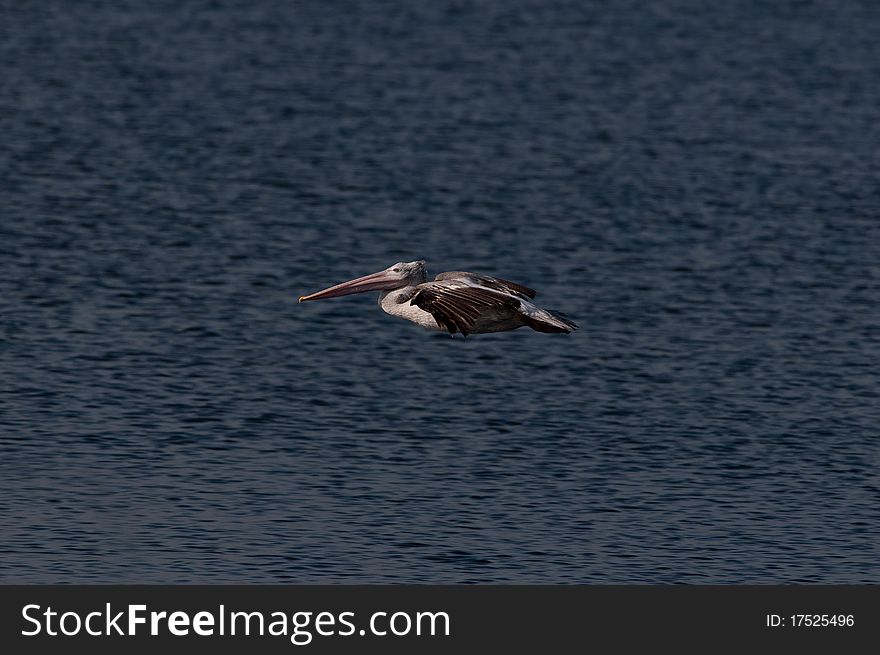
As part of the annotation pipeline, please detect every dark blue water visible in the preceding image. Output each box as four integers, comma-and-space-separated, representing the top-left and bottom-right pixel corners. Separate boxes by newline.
1, 0, 878, 583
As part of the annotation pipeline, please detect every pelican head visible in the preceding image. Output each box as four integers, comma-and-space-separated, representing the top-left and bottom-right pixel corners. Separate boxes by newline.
298, 260, 427, 302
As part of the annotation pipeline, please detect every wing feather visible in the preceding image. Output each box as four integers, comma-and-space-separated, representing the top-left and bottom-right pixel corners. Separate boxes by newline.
410, 281, 521, 336
434, 271, 537, 299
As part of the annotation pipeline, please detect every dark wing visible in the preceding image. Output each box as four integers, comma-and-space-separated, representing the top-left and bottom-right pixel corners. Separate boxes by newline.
410, 281, 522, 336
434, 271, 536, 299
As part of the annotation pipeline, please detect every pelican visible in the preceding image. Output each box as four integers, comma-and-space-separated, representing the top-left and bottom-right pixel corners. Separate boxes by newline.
298, 260, 577, 336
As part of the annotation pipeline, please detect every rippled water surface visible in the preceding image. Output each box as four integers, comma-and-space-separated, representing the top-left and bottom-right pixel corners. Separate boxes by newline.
1, 0, 878, 583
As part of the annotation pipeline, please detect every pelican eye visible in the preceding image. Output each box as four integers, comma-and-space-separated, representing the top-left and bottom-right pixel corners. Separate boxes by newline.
393, 268, 401, 272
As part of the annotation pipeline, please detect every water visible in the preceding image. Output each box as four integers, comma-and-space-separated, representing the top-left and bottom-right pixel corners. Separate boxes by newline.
1, 0, 878, 583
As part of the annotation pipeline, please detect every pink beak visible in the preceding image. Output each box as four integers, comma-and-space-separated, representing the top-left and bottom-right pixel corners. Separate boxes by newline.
298, 269, 402, 302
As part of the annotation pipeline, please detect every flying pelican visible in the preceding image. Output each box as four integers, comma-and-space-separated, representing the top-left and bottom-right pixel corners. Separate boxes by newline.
298, 260, 577, 336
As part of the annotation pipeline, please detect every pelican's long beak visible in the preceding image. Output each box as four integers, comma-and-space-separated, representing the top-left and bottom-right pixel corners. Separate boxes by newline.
298, 269, 401, 302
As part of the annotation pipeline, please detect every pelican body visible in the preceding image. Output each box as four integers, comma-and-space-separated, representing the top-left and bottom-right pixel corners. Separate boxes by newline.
299, 261, 576, 336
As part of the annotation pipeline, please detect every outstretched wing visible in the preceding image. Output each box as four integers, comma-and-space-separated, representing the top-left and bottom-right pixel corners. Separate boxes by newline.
434, 271, 536, 299
410, 280, 522, 336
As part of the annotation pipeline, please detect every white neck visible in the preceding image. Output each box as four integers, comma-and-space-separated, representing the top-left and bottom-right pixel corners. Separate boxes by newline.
379, 288, 442, 330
